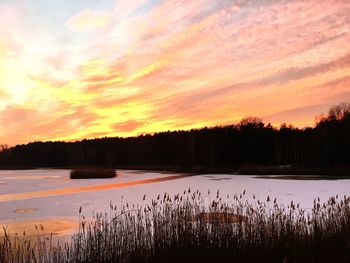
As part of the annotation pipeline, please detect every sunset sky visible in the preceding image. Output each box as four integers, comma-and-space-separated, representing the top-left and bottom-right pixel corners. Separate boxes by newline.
0, 0, 349, 145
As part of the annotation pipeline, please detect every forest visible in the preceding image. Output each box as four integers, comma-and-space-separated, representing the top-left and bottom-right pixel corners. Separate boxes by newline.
0, 103, 349, 172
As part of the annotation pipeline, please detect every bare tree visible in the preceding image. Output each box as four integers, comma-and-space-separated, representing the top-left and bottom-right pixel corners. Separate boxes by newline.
239, 117, 264, 128
328, 102, 350, 121
0, 144, 8, 152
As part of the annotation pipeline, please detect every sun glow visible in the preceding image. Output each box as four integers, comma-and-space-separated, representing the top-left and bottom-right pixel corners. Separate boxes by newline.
0, 58, 33, 105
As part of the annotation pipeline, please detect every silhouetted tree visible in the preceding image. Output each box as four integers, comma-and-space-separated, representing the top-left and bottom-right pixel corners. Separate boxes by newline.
0, 103, 349, 172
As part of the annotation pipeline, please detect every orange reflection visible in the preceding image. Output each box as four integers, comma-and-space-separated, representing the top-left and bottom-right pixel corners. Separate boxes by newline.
0, 174, 192, 202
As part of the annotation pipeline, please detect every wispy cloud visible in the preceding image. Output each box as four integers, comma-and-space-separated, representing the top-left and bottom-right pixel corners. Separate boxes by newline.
65, 9, 110, 32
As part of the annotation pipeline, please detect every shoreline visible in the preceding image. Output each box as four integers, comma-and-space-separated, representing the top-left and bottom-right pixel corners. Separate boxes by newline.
1, 164, 350, 177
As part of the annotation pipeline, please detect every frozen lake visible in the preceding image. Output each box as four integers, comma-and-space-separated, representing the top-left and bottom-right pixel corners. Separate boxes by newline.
1, 169, 350, 237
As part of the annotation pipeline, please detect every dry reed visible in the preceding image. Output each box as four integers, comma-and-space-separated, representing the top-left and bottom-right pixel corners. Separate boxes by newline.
1, 190, 349, 262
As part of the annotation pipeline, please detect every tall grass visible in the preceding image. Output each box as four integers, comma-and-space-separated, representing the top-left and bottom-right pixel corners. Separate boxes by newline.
1, 191, 350, 262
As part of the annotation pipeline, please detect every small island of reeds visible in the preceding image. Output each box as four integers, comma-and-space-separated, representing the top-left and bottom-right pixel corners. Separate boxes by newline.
70, 168, 116, 179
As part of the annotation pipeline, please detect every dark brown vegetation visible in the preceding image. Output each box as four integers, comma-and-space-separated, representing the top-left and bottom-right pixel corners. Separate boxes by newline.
1, 102, 350, 175
194, 212, 248, 223
70, 169, 116, 179
1, 191, 350, 263
239, 164, 350, 176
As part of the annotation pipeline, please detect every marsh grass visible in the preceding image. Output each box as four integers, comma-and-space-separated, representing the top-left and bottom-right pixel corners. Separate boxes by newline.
70, 169, 116, 179
1, 191, 350, 262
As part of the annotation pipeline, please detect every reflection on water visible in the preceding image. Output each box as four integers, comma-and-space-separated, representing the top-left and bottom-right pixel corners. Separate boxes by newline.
3, 175, 62, 180
0, 219, 77, 237
0, 174, 191, 202
14, 208, 38, 214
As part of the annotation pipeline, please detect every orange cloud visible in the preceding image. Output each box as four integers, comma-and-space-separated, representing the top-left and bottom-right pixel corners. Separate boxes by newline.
111, 120, 145, 133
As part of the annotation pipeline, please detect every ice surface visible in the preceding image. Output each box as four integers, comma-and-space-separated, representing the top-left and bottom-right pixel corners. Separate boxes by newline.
1, 169, 350, 236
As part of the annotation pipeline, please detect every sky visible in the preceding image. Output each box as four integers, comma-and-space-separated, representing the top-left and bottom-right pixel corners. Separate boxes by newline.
0, 0, 349, 146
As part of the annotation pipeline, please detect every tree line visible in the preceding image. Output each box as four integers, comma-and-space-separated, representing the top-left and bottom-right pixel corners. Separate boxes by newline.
0, 103, 349, 171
